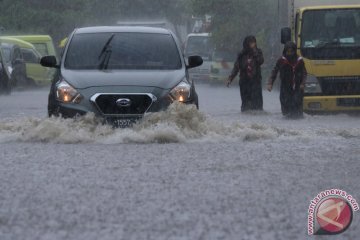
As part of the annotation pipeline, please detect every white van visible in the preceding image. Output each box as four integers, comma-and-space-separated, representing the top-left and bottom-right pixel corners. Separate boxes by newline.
184, 33, 213, 81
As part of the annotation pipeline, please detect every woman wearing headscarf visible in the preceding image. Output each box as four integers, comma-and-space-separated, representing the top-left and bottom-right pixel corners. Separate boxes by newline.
267, 41, 307, 118
227, 36, 264, 112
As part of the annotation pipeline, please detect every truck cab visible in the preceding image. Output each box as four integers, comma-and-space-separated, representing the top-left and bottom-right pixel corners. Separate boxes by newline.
282, 5, 360, 112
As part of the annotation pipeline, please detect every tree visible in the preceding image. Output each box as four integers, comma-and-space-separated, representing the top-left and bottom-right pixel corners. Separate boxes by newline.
0, 0, 190, 46
187, 0, 279, 58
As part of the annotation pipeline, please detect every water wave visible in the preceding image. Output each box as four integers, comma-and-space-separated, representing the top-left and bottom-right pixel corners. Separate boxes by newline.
0, 102, 358, 144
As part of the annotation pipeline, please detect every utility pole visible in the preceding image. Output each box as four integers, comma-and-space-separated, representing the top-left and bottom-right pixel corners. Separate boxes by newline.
290, 0, 295, 29
274, 0, 290, 51
278, 0, 290, 28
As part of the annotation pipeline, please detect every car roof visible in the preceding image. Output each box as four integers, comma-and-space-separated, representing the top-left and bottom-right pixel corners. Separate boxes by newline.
4, 35, 53, 41
0, 37, 36, 49
74, 26, 172, 35
299, 5, 360, 11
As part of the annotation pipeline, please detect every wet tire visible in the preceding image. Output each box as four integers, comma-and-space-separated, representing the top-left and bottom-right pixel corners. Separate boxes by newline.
48, 92, 60, 117
194, 92, 199, 109
0, 79, 11, 95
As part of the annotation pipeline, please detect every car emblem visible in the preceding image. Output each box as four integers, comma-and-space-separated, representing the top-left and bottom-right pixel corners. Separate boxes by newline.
116, 98, 132, 107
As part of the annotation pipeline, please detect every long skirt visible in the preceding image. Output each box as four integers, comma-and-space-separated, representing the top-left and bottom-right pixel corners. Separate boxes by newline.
239, 79, 263, 112
280, 86, 303, 118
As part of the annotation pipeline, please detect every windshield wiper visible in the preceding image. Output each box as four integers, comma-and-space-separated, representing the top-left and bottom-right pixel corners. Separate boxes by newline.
98, 34, 115, 70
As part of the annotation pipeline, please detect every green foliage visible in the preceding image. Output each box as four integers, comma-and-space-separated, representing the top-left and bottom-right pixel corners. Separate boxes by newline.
187, 0, 279, 56
0, 0, 280, 59
0, 0, 188, 46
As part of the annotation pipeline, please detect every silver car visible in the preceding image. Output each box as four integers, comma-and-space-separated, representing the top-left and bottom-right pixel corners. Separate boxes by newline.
41, 26, 203, 127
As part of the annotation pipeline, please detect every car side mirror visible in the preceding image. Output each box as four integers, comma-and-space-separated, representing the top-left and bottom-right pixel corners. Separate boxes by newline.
187, 55, 203, 69
40, 55, 59, 68
281, 27, 292, 44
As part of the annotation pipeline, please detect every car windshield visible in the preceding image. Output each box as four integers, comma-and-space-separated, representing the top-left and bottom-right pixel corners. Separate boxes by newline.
65, 32, 182, 70
301, 9, 360, 59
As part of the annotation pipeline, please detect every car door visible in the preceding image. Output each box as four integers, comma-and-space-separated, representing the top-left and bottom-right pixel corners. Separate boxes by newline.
21, 48, 52, 85
12, 46, 27, 85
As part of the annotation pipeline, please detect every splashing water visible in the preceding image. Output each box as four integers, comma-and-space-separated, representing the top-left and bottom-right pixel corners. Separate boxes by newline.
0, 102, 359, 144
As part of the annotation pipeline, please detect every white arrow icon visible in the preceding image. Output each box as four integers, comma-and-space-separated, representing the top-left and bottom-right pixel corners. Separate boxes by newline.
317, 201, 344, 229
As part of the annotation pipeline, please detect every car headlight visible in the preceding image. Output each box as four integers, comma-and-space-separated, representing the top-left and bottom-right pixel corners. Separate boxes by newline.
305, 74, 322, 94
169, 81, 191, 103
56, 79, 82, 103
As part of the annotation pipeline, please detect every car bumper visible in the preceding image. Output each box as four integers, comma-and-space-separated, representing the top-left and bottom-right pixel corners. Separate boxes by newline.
54, 95, 197, 120
304, 95, 360, 112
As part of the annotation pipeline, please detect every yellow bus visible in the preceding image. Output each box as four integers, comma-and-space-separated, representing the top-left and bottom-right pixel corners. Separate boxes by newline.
281, 4, 360, 112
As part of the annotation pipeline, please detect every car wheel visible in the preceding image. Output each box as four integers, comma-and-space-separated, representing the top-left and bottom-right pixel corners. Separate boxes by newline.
48, 105, 60, 117
48, 92, 59, 117
0, 78, 11, 95
194, 92, 199, 109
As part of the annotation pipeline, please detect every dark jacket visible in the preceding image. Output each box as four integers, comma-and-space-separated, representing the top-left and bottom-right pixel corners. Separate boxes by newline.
229, 36, 264, 111
269, 42, 307, 90
229, 36, 264, 83
269, 42, 307, 117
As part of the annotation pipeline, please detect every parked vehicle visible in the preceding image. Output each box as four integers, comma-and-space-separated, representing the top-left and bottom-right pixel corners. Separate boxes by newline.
0, 42, 28, 87
40, 26, 202, 127
59, 37, 68, 49
210, 49, 235, 83
184, 33, 213, 82
282, 2, 360, 113
6, 35, 58, 59
0, 37, 54, 86
0, 48, 12, 94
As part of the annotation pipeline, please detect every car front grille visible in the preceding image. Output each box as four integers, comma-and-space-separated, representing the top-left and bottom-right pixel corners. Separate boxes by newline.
319, 76, 360, 95
91, 94, 155, 116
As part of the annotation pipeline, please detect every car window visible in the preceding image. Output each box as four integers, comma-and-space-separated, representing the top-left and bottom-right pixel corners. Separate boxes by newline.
32, 43, 48, 56
13, 48, 22, 60
21, 48, 39, 63
65, 32, 182, 70
1, 48, 11, 63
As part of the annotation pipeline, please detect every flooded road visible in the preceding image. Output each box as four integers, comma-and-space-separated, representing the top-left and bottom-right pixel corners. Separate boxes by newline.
0, 84, 359, 239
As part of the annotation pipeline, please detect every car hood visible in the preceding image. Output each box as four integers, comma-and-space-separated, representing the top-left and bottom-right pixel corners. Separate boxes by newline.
61, 69, 186, 90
